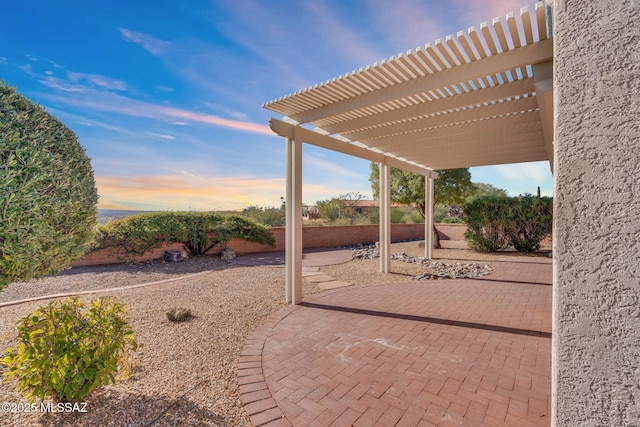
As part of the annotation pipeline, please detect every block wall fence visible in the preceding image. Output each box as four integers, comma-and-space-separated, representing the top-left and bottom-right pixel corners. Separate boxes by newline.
72, 223, 468, 267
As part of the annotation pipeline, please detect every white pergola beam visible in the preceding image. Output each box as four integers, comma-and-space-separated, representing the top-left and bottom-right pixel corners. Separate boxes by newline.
285, 136, 303, 304
425, 174, 434, 259
391, 134, 547, 159
270, 118, 437, 177
533, 60, 554, 171
382, 127, 545, 155
379, 163, 391, 273
417, 148, 549, 170
289, 39, 553, 124
344, 96, 540, 142
320, 78, 536, 134
369, 111, 542, 149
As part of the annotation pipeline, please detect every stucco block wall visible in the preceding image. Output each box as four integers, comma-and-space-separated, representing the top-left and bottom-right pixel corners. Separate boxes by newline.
554, 1, 640, 425
72, 223, 430, 267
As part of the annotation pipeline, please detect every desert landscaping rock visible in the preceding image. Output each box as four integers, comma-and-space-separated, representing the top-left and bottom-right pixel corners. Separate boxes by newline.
220, 248, 236, 260
351, 247, 493, 280
163, 250, 188, 262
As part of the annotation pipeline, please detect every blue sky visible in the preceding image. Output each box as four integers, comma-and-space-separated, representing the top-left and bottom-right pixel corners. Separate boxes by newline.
1, 0, 553, 210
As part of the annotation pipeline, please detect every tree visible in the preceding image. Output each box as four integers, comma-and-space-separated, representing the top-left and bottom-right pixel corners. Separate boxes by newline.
316, 192, 365, 224
468, 182, 508, 201
0, 82, 98, 290
369, 163, 474, 216
369, 163, 474, 248
240, 205, 286, 227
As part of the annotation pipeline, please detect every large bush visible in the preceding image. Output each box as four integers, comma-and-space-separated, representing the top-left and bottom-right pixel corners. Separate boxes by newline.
0, 82, 98, 290
1, 297, 137, 403
509, 195, 553, 252
97, 211, 275, 256
464, 195, 552, 253
464, 196, 514, 252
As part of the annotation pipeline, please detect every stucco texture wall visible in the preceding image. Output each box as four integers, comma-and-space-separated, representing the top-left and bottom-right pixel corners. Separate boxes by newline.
554, 1, 640, 426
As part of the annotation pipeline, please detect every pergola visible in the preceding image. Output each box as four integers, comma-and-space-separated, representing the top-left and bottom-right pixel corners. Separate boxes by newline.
263, 2, 553, 305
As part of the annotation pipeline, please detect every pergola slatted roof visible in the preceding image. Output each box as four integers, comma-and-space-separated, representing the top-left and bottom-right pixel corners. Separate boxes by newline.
264, 2, 554, 171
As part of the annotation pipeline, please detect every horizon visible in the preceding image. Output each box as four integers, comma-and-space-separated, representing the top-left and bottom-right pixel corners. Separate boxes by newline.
2, 0, 553, 210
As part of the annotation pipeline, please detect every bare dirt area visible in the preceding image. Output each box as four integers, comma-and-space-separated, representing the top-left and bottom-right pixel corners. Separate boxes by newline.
0, 243, 550, 426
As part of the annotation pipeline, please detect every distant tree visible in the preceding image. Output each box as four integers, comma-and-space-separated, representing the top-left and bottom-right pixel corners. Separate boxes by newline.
369, 164, 474, 216
0, 82, 98, 291
369, 164, 474, 249
468, 182, 508, 201
240, 205, 286, 227
316, 192, 366, 224
446, 182, 508, 220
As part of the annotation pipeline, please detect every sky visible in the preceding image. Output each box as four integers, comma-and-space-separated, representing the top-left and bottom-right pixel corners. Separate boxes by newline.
1, 0, 553, 211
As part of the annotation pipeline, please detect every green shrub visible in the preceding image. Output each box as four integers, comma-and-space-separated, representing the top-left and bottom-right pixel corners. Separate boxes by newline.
509, 195, 553, 252
463, 196, 513, 252
0, 82, 98, 290
240, 205, 286, 227
166, 307, 194, 322
433, 204, 449, 222
317, 199, 342, 221
1, 297, 137, 403
463, 195, 553, 253
390, 207, 406, 223
96, 211, 275, 257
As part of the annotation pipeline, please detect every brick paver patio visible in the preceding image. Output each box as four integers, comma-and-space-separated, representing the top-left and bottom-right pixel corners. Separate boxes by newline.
239, 257, 552, 426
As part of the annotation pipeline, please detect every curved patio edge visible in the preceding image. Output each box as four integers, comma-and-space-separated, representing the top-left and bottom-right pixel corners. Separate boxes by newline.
237, 284, 377, 427
238, 305, 297, 427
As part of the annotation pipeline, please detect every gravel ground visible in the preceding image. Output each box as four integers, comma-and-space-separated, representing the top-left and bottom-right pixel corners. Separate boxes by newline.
0, 242, 549, 426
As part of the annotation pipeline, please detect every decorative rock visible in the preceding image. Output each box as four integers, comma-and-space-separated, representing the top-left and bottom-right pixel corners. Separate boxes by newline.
351, 248, 492, 280
163, 250, 188, 263
220, 248, 236, 260
352, 248, 380, 259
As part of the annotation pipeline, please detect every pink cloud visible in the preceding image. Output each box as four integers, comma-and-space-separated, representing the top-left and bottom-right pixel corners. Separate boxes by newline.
41, 92, 274, 136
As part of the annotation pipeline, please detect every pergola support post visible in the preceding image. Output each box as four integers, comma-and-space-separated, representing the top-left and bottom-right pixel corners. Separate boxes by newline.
425, 173, 434, 259
285, 136, 303, 304
379, 162, 391, 273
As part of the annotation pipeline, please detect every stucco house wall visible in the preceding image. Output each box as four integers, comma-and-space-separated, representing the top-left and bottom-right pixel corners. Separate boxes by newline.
553, 1, 640, 425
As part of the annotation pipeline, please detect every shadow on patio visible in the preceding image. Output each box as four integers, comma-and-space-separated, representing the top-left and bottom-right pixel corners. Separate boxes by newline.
239, 259, 552, 427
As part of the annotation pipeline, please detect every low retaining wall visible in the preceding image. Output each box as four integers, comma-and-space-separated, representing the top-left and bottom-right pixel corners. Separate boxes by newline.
71, 223, 549, 267
73, 223, 453, 267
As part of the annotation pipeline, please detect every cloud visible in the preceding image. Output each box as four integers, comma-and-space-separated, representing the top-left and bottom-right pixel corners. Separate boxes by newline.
40, 91, 274, 136
366, 0, 447, 52
46, 108, 132, 133
95, 172, 372, 211
451, 0, 526, 28
96, 174, 287, 210
0, 57, 7, 66
37, 71, 127, 94
493, 162, 551, 182
301, 1, 385, 65
149, 133, 176, 140
305, 154, 362, 180
67, 72, 127, 91
119, 28, 172, 55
